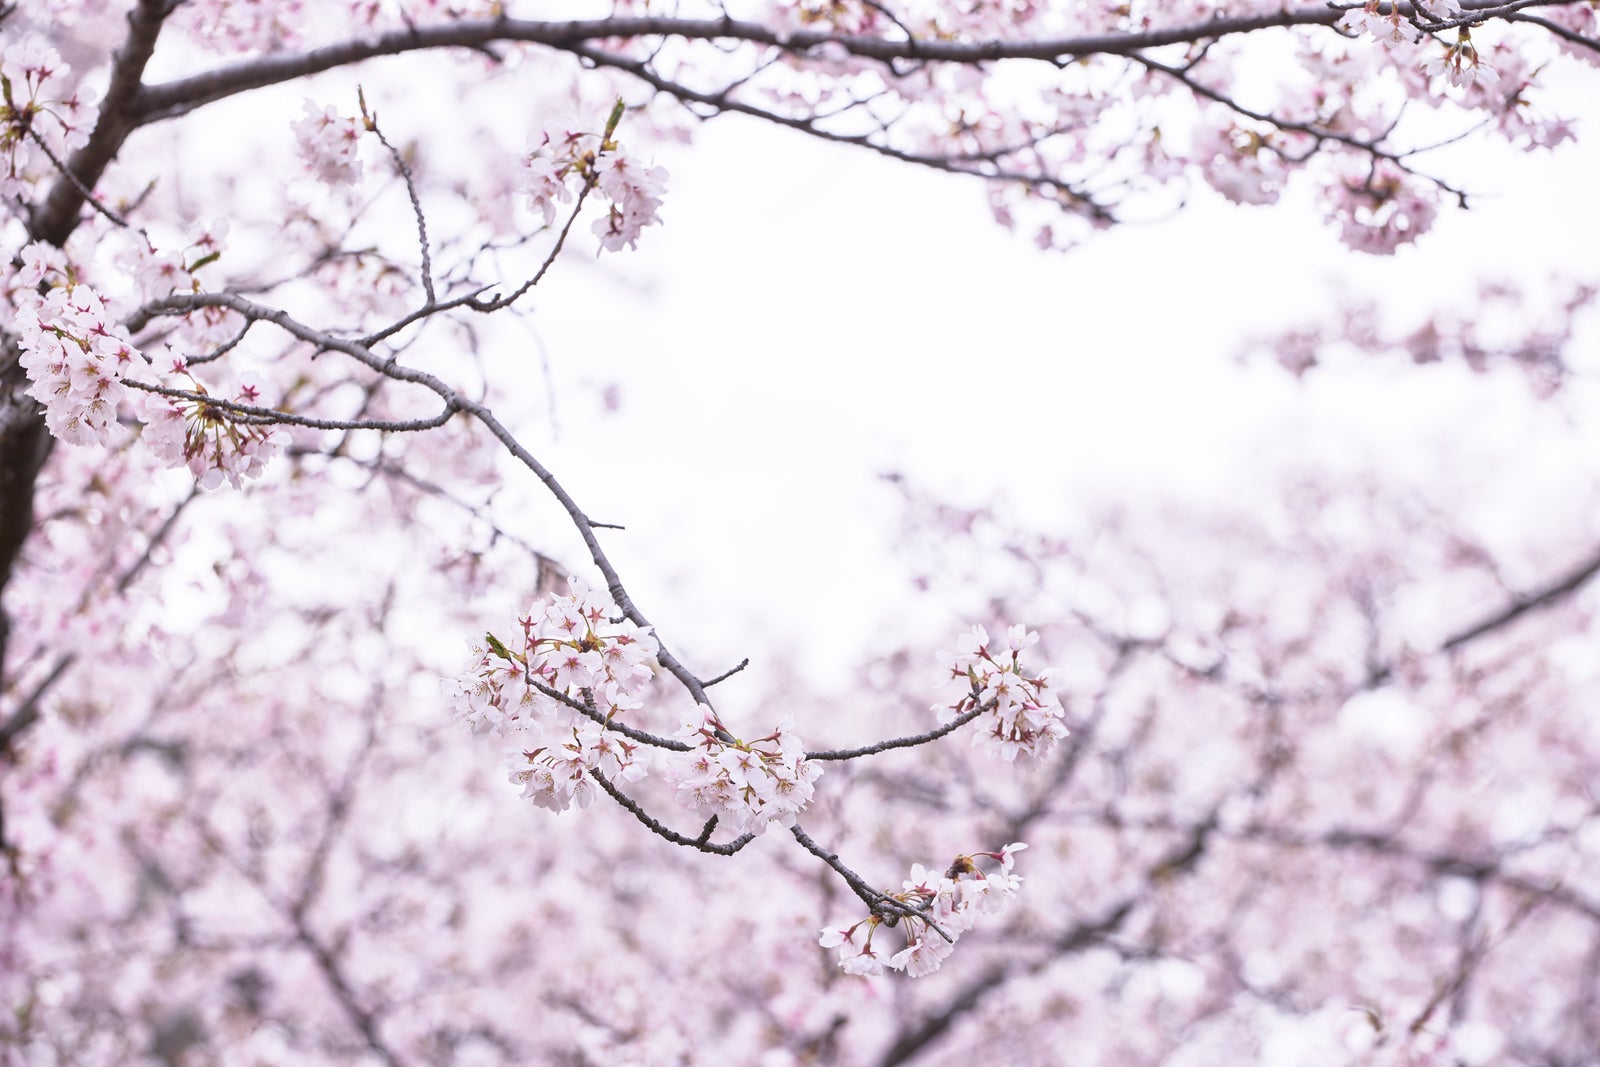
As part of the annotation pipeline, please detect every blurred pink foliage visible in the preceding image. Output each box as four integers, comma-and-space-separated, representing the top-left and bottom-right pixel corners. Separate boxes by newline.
2, 1, 1599, 1063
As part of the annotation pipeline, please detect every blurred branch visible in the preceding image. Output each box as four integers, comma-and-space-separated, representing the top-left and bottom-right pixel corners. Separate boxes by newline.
1442, 547, 1600, 651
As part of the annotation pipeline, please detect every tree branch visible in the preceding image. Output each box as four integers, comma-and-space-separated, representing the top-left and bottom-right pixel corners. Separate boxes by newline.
135, 290, 718, 713
1441, 546, 1600, 651
130, 4, 1577, 129
30, 0, 174, 244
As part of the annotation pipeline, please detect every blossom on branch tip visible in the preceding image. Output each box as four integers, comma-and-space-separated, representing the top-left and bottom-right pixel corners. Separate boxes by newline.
520, 108, 667, 252
1422, 29, 1499, 90
0, 37, 95, 196
505, 718, 646, 813
1338, 3, 1417, 49
820, 845, 1027, 978
591, 152, 667, 252
292, 99, 365, 184
935, 624, 1067, 762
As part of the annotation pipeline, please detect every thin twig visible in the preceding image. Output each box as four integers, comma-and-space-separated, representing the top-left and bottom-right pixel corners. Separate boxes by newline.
591, 769, 756, 854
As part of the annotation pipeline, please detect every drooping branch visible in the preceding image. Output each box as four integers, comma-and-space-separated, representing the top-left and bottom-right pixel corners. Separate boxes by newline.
1131, 52, 1473, 202
134, 289, 719, 709
566, 42, 1117, 221
790, 822, 932, 923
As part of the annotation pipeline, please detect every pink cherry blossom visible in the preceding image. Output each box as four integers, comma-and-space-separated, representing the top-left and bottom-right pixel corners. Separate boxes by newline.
3, 6, 1600, 1063
291, 99, 366, 184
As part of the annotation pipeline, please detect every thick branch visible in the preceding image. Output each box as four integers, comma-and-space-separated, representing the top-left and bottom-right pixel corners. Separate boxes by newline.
0, 339, 52, 683
131, 4, 1591, 129
3, 0, 174, 688
30, 0, 173, 244
131, 9, 1351, 125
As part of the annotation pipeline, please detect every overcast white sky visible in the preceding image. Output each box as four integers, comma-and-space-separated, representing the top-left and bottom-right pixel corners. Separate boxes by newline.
479, 69, 1600, 687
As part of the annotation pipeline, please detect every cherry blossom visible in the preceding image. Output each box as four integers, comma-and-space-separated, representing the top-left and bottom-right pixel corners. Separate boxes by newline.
133, 366, 289, 490
14, 271, 137, 447
450, 577, 661, 738
2, 4, 1599, 1063
1339, 1, 1417, 49
291, 99, 366, 185
820, 844, 1029, 977
521, 109, 668, 252
0, 37, 96, 197
1422, 28, 1500, 90
663, 706, 821, 834
935, 623, 1068, 762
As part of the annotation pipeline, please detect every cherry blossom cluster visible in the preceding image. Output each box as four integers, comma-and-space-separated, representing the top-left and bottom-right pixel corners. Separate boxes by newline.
119, 220, 229, 301
522, 103, 668, 252
451, 578, 661, 733
117, 221, 243, 346
1423, 28, 1499, 90
664, 706, 822, 835
0, 37, 95, 198
820, 843, 1028, 977
136, 365, 289, 490
935, 624, 1067, 763
1340, 1, 1498, 90
449, 579, 662, 810
291, 99, 366, 185
12, 248, 139, 448
505, 715, 648, 813
1324, 156, 1440, 256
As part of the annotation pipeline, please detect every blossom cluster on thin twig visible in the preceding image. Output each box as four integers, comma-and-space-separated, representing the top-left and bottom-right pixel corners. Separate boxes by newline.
664, 705, 822, 836
0, 38, 95, 199
934, 624, 1068, 763
1340, 0, 1499, 90
523, 102, 667, 252
819, 843, 1029, 977
448, 578, 663, 811
136, 366, 289, 490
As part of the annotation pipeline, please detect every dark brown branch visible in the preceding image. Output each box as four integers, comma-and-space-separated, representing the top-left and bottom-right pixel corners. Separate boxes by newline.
30, 0, 173, 244
805, 701, 990, 761
703, 658, 750, 688
128, 10, 1345, 126
1441, 546, 1600, 650
591, 768, 756, 854
129, 4, 1577, 129
0, 338, 52, 685
789, 823, 929, 924
364, 101, 436, 305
